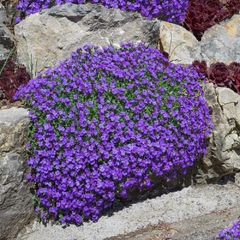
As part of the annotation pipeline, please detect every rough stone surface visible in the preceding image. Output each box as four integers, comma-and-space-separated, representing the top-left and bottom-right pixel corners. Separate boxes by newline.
234, 172, 240, 187
0, 0, 20, 25
197, 14, 240, 65
196, 83, 240, 184
0, 107, 36, 240
158, 20, 199, 65
0, 3, 7, 24
14, 2, 160, 74
16, 183, 240, 240
0, 107, 29, 125
159, 14, 240, 66
0, 23, 14, 67
217, 87, 240, 126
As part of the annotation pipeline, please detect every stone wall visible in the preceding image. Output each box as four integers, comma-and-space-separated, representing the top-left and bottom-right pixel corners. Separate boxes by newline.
196, 83, 240, 184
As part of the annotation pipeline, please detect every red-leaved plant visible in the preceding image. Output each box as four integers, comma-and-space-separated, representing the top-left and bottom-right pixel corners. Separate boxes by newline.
192, 60, 240, 94
0, 58, 30, 102
182, 0, 240, 40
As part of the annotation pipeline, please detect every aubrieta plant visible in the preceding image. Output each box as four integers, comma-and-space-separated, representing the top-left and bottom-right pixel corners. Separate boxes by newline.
16, 0, 188, 24
15, 42, 212, 225
214, 218, 240, 240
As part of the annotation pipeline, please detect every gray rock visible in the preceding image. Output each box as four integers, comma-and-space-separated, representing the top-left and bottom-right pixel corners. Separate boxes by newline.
14, 2, 160, 75
234, 172, 240, 187
0, 23, 14, 68
0, 108, 36, 240
195, 83, 240, 184
197, 14, 240, 65
0, 3, 7, 24
158, 20, 199, 65
1, 0, 20, 25
0, 107, 29, 125
217, 87, 240, 126
159, 14, 240, 66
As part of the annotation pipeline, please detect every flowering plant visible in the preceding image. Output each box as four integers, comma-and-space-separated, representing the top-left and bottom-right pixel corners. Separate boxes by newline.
214, 218, 240, 239
16, 0, 188, 24
0, 58, 30, 102
15, 42, 212, 225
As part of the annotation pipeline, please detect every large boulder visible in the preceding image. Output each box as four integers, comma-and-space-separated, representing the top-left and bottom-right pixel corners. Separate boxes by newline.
0, 107, 36, 240
158, 20, 199, 65
197, 14, 240, 66
196, 83, 240, 184
14, 2, 160, 75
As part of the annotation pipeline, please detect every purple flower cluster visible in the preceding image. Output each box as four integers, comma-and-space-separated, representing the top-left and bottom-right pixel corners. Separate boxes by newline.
16, 0, 188, 24
15, 42, 212, 225
214, 218, 240, 240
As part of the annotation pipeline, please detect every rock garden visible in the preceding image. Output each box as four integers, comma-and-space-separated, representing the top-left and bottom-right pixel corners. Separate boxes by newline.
1, 0, 240, 239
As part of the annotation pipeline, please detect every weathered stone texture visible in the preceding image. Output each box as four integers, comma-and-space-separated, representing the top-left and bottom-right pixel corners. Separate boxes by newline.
195, 83, 240, 184
14, 2, 160, 74
0, 108, 36, 240
158, 20, 199, 64
0, 1, 16, 69
159, 14, 240, 66
0, 3, 7, 24
0, 0, 20, 25
0, 23, 14, 68
197, 14, 240, 65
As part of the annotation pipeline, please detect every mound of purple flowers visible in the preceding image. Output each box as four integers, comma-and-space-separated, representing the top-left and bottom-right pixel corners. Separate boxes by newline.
16, 0, 188, 24
15, 42, 212, 225
214, 218, 240, 239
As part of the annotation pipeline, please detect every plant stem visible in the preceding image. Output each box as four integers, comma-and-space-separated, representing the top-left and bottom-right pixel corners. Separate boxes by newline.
0, 47, 16, 76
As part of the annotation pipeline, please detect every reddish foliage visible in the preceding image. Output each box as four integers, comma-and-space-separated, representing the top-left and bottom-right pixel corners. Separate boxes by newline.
226, 0, 240, 14
182, 0, 240, 40
192, 61, 240, 94
208, 62, 230, 84
0, 58, 30, 102
192, 61, 208, 76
